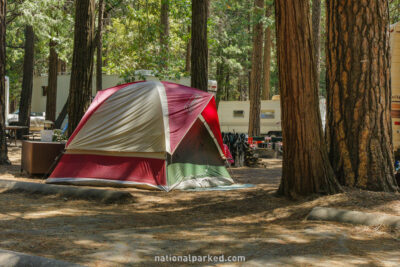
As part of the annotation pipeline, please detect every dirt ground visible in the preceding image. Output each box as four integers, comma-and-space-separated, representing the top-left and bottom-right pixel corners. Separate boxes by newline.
0, 144, 400, 266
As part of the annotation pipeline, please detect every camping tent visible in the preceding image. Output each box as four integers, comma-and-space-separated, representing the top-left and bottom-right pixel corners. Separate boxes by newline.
46, 81, 233, 191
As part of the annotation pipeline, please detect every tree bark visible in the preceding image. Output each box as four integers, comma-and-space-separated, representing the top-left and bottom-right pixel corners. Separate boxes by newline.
160, 0, 169, 69
68, 0, 96, 137
0, 0, 9, 164
262, 7, 272, 100
18, 25, 34, 137
46, 40, 58, 122
312, 0, 321, 91
96, 0, 104, 92
185, 26, 191, 73
326, 0, 398, 191
191, 0, 208, 91
248, 0, 264, 136
275, 0, 341, 198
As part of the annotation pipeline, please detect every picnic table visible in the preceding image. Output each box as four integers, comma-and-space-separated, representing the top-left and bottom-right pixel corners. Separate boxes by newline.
21, 140, 65, 175
6, 125, 28, 146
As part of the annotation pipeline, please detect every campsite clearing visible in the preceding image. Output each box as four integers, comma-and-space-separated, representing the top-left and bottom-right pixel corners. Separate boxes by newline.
0, 145, 399, 266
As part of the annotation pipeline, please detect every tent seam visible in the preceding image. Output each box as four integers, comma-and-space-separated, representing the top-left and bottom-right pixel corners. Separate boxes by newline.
156, 81, 171, 154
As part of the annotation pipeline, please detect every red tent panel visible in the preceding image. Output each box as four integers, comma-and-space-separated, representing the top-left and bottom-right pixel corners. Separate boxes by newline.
201, 97, 226, 157
49, 154, 166, 186
162, 82, 212, 153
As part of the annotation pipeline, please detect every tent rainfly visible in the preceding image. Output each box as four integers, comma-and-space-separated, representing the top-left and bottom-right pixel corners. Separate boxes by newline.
46, 81, 234, 191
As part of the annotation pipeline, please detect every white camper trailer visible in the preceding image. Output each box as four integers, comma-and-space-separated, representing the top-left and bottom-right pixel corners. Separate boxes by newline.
218, 98, 282, 134
218, 97, 327, 135
391, 23, 400, 151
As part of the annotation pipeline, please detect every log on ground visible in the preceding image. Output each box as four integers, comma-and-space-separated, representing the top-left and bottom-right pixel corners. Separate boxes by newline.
0, 248, 83, 267
0, 179, 134, 204
307, 206, 400, 228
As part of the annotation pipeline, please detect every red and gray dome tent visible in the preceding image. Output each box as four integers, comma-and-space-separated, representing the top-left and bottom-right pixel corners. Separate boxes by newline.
46, 81, 233, 191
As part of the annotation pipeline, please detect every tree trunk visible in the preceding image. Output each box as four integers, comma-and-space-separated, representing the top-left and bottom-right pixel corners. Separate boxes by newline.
215, 59, 224, 107
10, 99, 16, 113
60, 60, 67, 73
312, 0, 321, 91
275, 0, 341, 198
96, 0, 104, 92
68, 0, 95, 137
46, 40, 58, 122
18, 25, 34, 137
0, 0, 9, 164
248, 0, 264, 136
55, 99, 68, 129
224, 71, 230, 100
262, 8, 272, 100
191, 0, 208, 91
101, 9, 111, 69
160, 0, 169, 69
185, 26, 191, 73
326, 0, 398, 191
247, 4, 252, 102
238, 77, 243, 101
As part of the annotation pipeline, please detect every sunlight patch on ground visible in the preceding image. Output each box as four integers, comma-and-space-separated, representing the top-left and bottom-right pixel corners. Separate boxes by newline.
17, 208, 96, 219
74, 240, 105, 249
274, 234, 310, 244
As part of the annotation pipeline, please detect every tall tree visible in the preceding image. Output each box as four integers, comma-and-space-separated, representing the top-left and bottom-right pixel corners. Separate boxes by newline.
248, 0, 264, 136
18, 25, 34, 136
262, 5, 272, 100
0, 0, 9, 165
215, 47, 225, 106
326, 0, 398, 191
46, 40, 58, 122
311, 0, 321, 90
247, 1, 252, 101
96, 0, 104, 92
275, 0, 341, 198
185, 26, 191, 73
68, 0, 95, 136
191, 0, 208, 91
160, 0, 169, 70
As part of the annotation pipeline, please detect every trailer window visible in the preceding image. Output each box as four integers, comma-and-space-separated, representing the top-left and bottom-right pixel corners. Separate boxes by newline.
233, 110, 244, 118
261, 110, 275, 119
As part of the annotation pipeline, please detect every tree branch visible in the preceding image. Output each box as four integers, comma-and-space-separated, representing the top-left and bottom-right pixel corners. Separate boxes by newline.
105, 0, 124, 13
7, 45, 24, 49
6, 12, 22, 25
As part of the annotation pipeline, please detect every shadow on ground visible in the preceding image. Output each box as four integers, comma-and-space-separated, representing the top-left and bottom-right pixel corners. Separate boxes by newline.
0, 149, 399, 266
